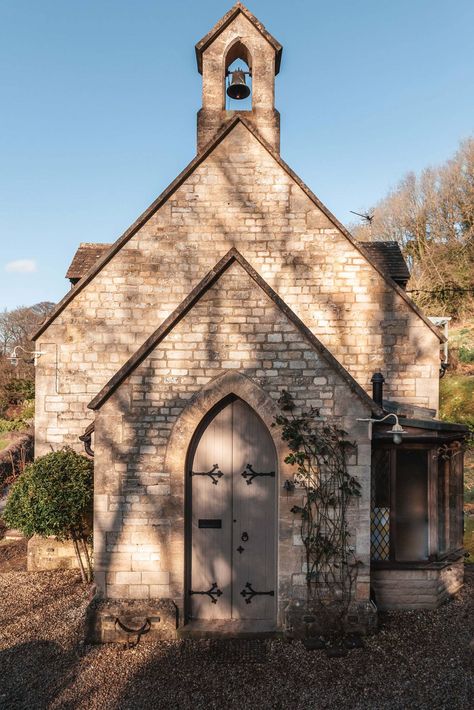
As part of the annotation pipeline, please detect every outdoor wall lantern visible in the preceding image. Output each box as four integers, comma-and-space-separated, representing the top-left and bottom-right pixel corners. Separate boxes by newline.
7, 345, 45, 367
357, 413, 406, 445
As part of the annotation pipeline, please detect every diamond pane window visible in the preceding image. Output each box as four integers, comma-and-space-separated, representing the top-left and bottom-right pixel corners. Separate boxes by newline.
371, 449, 391, 561
371, 507, 390, 561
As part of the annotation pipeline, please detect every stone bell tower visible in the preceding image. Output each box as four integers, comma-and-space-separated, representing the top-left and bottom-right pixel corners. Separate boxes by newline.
195, 2, 282, 152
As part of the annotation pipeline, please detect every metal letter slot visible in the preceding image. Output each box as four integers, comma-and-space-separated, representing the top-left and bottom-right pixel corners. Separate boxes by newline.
198, 519, 222, 529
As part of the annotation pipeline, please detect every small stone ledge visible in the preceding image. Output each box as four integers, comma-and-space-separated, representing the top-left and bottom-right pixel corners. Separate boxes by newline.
27, 535, 81, 571
85, 597, 179, 644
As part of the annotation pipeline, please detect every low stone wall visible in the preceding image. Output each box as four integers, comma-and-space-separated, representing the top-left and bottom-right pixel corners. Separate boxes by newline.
371, 560, 464, 610
27, 535, 86, 572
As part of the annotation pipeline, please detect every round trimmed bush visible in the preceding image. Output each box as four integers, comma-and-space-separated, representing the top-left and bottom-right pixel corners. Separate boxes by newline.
4, 448, 93, 539
3, 448, 93, 581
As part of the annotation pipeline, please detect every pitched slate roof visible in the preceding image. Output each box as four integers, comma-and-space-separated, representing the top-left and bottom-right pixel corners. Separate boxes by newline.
31, 116, 444, 342
88, 248, 383, 415
359, 242, 410, 288
65, 243, 111, 283
195, 2, 283, 74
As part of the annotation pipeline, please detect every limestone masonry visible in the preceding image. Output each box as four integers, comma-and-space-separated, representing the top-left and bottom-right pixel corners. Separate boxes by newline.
32, 4, 465, 637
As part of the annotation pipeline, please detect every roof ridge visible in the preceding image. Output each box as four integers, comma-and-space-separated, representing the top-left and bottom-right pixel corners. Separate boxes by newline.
32, 115, 244, 339
77, 242, 112, 247
32, 114, 444, 343
232, 121, 443, 342
360, 239, 397, 245
88, 248, 382, 414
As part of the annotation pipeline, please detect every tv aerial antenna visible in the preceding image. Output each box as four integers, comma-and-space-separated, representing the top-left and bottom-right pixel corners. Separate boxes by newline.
350, 210, 374, 224
350, 210, 375, 238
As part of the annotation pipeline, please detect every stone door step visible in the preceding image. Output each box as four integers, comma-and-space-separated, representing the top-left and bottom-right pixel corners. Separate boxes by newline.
178, 619, 279, 640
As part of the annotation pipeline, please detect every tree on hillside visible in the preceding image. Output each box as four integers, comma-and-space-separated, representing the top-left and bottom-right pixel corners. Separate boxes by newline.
351, 138, 474, 318
0, 302, 55, 413
0, 301, 55, 357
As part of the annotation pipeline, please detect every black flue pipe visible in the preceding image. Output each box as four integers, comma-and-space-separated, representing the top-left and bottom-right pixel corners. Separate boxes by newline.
371, 372, 385, 406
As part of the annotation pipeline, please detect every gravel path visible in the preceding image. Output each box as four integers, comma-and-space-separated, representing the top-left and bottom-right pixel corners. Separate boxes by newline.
0, 565, 473, 710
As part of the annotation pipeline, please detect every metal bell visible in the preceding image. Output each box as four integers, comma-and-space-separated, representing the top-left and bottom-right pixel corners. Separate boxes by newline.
226, 70, 250, 100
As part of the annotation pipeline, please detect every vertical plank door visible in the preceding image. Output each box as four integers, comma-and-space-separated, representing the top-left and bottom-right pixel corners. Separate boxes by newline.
190, 403, 233, 619
190, 398, 277, 621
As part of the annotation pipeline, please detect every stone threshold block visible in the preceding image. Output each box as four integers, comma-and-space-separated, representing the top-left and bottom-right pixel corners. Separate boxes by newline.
178, 619, 280, 640
283, 599, 378, 639
86, 597, 179, 644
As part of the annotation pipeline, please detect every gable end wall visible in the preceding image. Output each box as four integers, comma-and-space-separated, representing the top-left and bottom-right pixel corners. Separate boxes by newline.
93, 263, 372, 617
35, 122, 439, 456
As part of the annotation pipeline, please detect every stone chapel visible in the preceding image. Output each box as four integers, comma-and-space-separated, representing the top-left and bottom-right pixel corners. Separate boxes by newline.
32, 4, 467, 641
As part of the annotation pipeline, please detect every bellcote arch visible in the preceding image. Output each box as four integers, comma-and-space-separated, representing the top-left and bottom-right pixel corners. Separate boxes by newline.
223, 39, 253, 110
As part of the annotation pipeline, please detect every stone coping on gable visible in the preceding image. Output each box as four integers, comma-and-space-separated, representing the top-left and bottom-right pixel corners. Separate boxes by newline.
31, 116, 445, 345
88, 248, 383, 416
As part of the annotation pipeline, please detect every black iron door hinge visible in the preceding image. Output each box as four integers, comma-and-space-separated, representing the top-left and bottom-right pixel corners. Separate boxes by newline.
241, 463, 275, 485
240, 582, 275, 604
190, 582, 223, 604
190, 464, 223, 485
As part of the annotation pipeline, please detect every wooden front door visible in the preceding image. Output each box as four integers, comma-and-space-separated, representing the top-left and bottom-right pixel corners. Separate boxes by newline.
188, 397, 277, 622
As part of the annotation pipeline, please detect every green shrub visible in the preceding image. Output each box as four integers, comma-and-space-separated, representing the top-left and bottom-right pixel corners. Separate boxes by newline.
0, 418, 25, 434
4, 448, 94, 581
458, 346, 474, 364
4, 379, 35, 404
439, 375, 474, 434
19, 399, 34, 421
0, 400, 35, 434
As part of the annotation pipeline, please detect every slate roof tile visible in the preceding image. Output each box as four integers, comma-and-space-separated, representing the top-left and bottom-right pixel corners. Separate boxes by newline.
359, 241, 410, 288
65, 243, 111, 282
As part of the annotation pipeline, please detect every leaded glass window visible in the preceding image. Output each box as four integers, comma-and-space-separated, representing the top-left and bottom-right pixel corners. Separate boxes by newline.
371, 449, 391, 561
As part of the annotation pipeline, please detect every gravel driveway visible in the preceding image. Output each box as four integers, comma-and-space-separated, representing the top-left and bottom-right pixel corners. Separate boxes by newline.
0, 556, 473, 710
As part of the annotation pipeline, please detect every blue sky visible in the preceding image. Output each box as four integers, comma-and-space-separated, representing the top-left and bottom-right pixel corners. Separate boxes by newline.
1, 0, 473, 310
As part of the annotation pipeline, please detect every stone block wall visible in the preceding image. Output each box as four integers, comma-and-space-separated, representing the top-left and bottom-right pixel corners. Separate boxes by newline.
371, 560, 464, 610
92, 262, 373, 624
198, 12, 280, 151
27, 536, 80, 572
35, 122, 440, 458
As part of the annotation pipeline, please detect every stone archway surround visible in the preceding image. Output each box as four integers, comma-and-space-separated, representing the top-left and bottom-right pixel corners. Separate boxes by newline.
164, 371, 295, 626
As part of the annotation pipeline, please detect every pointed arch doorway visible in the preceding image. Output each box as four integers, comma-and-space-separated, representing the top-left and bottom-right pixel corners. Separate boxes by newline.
186, 395, 277, 625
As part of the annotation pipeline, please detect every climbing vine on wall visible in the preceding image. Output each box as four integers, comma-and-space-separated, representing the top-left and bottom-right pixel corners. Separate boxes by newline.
274, 391, 362, 628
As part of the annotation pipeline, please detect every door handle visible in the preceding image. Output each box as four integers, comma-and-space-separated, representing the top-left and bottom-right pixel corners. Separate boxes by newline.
241, 532, 249, 542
